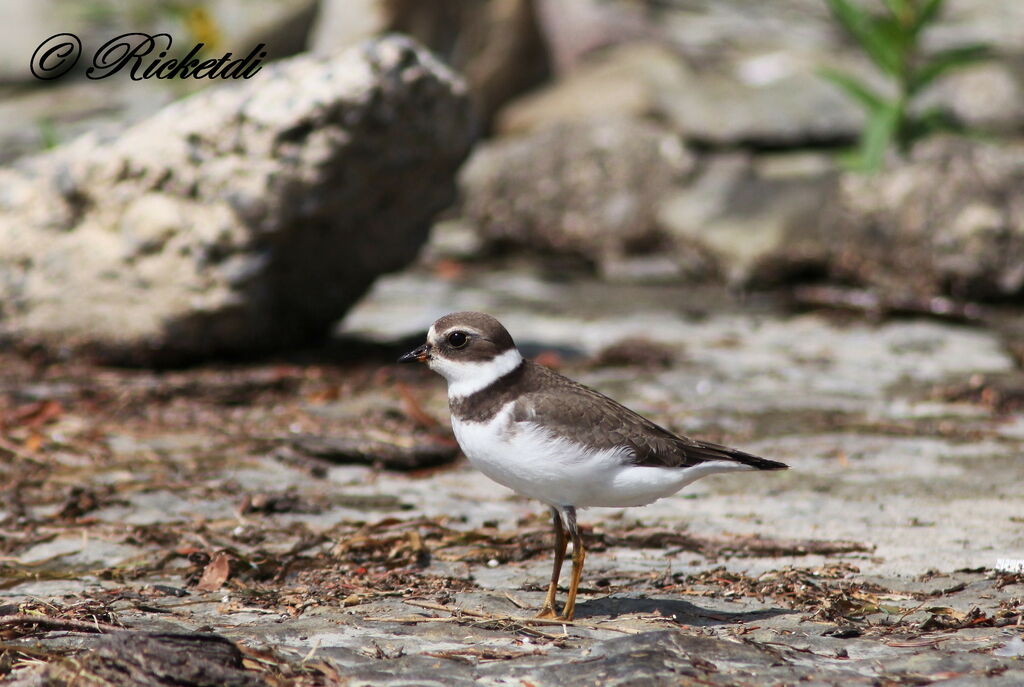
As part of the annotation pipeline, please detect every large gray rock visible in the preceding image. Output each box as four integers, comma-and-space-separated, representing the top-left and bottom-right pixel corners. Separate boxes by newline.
658, 152, 837, 286
460, 118, 839, 283
459, 119, 694, 274
460, 132, 1024, 301
822, 137, 1024, 302
0, 35, 472, 363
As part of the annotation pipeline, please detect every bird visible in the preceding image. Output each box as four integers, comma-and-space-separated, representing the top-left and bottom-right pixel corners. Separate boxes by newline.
399, 311, 788, 620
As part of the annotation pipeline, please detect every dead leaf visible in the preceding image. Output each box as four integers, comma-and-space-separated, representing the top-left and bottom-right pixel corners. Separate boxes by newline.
195, 552, 232, 591
23, 433, 44, 453
5, 400, 64, 430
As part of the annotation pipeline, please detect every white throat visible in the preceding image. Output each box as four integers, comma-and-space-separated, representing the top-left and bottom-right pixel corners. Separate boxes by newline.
431, 348, 523, 399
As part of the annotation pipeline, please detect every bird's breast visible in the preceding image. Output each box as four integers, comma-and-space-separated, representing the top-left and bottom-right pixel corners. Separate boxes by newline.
450, 402, 640, 507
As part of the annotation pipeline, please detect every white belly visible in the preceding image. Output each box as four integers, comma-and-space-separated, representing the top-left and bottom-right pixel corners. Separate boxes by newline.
451, 403, 754, 508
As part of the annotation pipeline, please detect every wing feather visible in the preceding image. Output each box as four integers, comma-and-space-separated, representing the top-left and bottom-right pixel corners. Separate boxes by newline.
511, 362, 787, 471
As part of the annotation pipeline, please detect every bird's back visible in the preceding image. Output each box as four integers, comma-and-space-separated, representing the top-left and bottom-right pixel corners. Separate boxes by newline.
508, 361, 788, 471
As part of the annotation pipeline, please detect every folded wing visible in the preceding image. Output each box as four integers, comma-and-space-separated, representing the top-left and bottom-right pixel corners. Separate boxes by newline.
512, 362, 788, 471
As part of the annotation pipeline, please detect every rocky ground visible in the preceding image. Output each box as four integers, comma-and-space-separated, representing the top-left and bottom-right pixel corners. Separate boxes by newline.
1, 258, 1022, 686
2, 2, 1023, 685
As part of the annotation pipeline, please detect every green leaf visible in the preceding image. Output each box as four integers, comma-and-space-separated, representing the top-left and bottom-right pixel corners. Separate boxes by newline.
905, 106, 963, 145
822, 0, 992, 171
835, 148, 865, 171
36, 118, 59, 150
882, 0, 911, 26
913, 0, 946, 36
909, 44, 992, 94
825, 0, 902, 75
819, 67, 888, 113
824, 0, 868, 35
857, 103, 900, 172
871, 15, 911, 58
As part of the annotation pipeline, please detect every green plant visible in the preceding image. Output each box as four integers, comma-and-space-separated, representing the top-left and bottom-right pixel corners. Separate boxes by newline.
821, 0, 991, 172
36, 118, 60, 151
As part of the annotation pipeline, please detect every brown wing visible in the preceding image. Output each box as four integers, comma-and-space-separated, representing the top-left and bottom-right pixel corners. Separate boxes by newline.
512, 362, 787, 471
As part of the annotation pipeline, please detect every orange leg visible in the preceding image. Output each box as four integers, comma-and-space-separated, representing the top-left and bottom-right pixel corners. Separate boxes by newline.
559, 507, 585, 621
536, 507, 567, 618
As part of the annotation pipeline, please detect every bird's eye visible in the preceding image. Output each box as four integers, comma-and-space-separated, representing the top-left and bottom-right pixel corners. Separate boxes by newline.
447, 331, 469, 348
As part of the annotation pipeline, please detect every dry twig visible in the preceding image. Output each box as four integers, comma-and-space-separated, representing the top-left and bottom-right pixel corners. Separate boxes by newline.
0, 614, 122, 634
399, 599, 640, 635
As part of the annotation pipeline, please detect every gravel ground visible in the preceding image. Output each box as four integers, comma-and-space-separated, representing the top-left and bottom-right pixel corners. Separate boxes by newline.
1, 263, 1022, 686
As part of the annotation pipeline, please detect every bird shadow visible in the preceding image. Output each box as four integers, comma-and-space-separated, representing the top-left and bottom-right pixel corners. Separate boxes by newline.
574, 594, 795, 627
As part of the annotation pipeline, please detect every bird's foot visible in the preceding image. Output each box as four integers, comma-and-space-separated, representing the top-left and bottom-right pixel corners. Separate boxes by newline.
534, 605, 560, 619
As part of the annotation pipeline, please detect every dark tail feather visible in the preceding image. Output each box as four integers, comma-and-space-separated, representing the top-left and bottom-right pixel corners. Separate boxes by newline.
688, 439, 789, 471
731, 451, 789, 471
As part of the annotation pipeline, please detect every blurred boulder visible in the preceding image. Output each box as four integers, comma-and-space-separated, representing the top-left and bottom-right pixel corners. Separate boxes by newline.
0, 35, 473, 364
653, 48, 865, 146
516, 0, 867, 145
312, 0, 550, 127
659, 153, 837, 286
822, 138, 1024, 302
919, 61, 1024, 134
498, 39, 864, 146
533, 0, 652, 74
496, 42, 689, 135
517, 0, 1024, 144
459, 119, 694, 274
460, 117, 838, 284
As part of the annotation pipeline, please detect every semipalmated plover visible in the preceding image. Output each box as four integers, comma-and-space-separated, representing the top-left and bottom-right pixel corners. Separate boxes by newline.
400, 312, 787, 620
